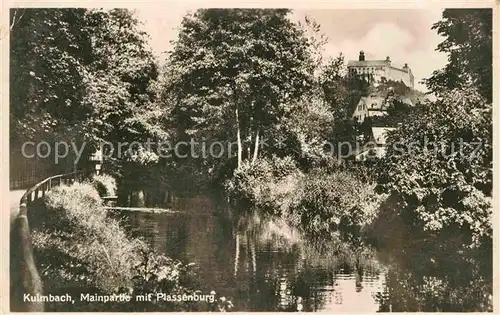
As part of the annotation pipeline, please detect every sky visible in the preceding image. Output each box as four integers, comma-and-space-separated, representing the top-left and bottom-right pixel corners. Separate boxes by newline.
134, 8, 448, 92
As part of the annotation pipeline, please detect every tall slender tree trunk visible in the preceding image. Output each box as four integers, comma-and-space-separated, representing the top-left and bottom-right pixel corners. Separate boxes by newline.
247, 117, 253, 160
137, 190, 145, 207
236, 107, 242, 169
251, 129, 260, 165
251, 236, 256, 275
234, 233, 240, 276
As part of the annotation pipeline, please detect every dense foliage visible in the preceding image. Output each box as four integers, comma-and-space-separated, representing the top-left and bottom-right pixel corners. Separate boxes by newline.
375, 9, 492, 247
289, 169, 384, 241
163, 9, 320, 176
376, 88, 492, 246
425, 9, 492, 102
10, 9, 163, 187
32, 183, 146, 293
10, 9, 91, 143
225, 156, 303, 214
11, 9, 160, 143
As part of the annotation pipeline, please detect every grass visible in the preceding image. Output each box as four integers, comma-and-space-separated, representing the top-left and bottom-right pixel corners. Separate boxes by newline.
30, 181, 232, 311
32, 182, 146, 294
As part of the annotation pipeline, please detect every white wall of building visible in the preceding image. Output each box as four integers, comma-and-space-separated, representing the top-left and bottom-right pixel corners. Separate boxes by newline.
387, 67, 412, 87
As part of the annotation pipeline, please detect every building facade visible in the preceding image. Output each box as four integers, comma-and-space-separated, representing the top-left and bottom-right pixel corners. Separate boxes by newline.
352, 94, 388, 123
355, 127, 396, 161
347, 51, 414, 88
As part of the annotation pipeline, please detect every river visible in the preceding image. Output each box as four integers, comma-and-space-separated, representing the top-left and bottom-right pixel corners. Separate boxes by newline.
115, 194, 492, 312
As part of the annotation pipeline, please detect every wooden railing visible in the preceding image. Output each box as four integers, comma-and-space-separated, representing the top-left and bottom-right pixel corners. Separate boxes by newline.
10, 171, 87, 312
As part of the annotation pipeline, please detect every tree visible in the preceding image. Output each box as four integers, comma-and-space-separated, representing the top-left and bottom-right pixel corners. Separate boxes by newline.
82, 9, 161, 145
10, 8, 92, 144
11, 8, 162, 143
9, 9, 97, 180
164, 9, 317, 173
319, 55, 371, 159
425, 9, 492, 103
377, 88, 492, 246
273, 93, 335, 170
10, 8, 164, 194
82, 9, 165, 205
378, 9, 493, 246
319, 54, 349, 121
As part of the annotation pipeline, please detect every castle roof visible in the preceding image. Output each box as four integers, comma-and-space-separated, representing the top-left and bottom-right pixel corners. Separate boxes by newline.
348, 60, 411, 74
347, 60, 389, 67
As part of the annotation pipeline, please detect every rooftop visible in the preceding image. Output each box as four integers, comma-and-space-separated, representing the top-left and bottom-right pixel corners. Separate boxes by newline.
359, 95, 387, 110
348, 51, 410, 72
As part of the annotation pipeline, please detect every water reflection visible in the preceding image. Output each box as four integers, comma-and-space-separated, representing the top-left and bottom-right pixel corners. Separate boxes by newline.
115, 194, 492, 312
116, 196, 381, 312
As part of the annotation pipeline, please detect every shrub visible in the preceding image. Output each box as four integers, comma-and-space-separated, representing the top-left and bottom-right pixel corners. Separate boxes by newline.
289, 169, 385, 240
224, 156, 303, 215
91, 174, 117, 197
376, 88, 492, 246
33, 183, 145, 293
224, 157, 385, 242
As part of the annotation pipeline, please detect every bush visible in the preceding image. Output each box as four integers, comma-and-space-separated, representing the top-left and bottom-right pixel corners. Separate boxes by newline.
224, 156, 303, 215
289, 169, 385, 240
91, 174, 117, 197
33, 183, 145, 293
376, 88, 492, 246
224, 157, 385, 243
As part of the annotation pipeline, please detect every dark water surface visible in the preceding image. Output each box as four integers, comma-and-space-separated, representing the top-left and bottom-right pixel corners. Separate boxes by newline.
117, 195, 492, 312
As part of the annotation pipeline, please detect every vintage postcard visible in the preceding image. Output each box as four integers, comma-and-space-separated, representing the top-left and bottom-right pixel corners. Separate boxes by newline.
2, 1, 497, 312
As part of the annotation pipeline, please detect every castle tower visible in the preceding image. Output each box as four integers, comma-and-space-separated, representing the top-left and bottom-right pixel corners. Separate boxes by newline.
359, 50, 365, 61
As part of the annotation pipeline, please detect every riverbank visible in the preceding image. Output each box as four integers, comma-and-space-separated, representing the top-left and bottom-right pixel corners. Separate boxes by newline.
29, 181, 231, 312
222, 156, 493, 312
224, 156, 384, 241
104, 206, 177, 213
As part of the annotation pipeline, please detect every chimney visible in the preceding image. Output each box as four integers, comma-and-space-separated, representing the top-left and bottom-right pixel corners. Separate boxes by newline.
359, 50, 365, 61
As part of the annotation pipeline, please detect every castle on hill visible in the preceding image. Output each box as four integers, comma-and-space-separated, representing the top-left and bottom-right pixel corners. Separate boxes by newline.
347, 51, 416, 161
347, 51, 414, 88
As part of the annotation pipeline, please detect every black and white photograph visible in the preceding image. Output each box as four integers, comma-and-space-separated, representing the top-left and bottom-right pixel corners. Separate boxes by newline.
5, 3, 495, 312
